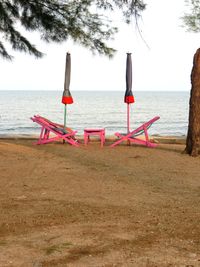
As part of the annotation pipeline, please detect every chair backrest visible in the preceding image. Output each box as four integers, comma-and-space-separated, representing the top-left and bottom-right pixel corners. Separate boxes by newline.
130, 116, 160, 137
133, 123, 152, 137
32, 115, 67, 134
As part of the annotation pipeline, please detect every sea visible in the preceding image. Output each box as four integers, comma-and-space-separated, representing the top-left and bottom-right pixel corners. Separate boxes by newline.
0, 90, 189, 137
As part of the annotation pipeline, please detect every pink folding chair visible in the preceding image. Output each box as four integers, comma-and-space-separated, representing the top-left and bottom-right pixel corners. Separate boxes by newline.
31, 115, 79, 147
110, 116, 160, 148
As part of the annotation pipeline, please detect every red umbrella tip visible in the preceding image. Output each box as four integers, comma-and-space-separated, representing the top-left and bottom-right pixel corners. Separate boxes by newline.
124, 95, 135, 104
62, 96, 74, 104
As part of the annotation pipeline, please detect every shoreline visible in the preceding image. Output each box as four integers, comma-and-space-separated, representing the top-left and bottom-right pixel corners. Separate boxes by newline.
0, 134, 186, 144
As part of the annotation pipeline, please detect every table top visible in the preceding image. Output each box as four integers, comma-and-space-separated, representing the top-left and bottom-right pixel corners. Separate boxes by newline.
84, 128, 105, 133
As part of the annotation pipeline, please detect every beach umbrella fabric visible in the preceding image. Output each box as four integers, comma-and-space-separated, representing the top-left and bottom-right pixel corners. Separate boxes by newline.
62, 53, 73, 104
124, 53, 134, 104
124, 53, 135, 133
62, 53, 73, 132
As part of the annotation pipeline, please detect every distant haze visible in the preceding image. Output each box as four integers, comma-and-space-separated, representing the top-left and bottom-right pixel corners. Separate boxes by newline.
0, 0, 198, 92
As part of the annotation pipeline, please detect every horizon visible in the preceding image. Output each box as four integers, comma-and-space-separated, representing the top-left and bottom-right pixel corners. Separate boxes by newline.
0, 89, 190, 92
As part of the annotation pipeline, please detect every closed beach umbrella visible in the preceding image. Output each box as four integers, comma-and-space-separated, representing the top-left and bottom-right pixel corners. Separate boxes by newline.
124, 53, 135, 133
62, 52, 73, 132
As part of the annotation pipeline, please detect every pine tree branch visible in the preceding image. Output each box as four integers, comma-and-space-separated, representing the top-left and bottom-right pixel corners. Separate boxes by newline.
0, 0, 146, 59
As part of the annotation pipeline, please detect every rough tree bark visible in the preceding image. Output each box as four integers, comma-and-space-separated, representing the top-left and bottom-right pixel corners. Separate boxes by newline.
185, 48, 200, 156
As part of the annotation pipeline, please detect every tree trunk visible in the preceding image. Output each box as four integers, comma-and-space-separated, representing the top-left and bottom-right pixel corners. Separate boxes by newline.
185, 48, 200, 156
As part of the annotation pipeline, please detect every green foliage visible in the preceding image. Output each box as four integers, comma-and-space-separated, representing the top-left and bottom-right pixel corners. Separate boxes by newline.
182, 0, 200, 32
0, 0, 145, 59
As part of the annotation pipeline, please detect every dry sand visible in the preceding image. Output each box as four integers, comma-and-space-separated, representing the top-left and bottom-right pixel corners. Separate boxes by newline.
0, 137, 200, 267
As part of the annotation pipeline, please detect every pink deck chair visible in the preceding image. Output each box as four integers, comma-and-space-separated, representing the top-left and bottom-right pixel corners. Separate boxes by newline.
110, 116, 160, 148
31, 115, 79, 147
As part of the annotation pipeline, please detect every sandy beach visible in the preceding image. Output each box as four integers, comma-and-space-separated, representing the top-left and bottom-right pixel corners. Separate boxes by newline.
0, 137, 200, 267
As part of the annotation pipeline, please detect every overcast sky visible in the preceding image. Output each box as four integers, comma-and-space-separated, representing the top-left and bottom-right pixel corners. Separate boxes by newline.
0, 0, 199, 91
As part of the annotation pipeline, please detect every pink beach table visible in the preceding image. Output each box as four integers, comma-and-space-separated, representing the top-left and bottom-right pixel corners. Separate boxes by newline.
84, 128, 105, 147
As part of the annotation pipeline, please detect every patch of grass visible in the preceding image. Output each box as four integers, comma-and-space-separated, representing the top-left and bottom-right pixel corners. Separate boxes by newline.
44, 242, 72, 255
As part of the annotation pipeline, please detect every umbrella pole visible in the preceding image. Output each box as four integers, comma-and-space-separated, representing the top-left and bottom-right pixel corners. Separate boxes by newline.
127, 104, 130, 133
127, 104, 131, 146
63, 104, 67, 144
64, 104, 67, 132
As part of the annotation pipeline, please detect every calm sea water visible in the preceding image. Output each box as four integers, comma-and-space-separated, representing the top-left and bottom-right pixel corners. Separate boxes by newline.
0, 90, 189, 137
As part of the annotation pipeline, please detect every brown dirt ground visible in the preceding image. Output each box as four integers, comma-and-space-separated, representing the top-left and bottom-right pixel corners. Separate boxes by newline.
0, 138, 200, 267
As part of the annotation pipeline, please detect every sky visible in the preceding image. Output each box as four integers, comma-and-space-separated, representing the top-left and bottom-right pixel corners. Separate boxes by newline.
0, 0, 199, 92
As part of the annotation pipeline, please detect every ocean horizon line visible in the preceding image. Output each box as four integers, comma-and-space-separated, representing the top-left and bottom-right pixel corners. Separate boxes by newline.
0, 89, 190, 93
